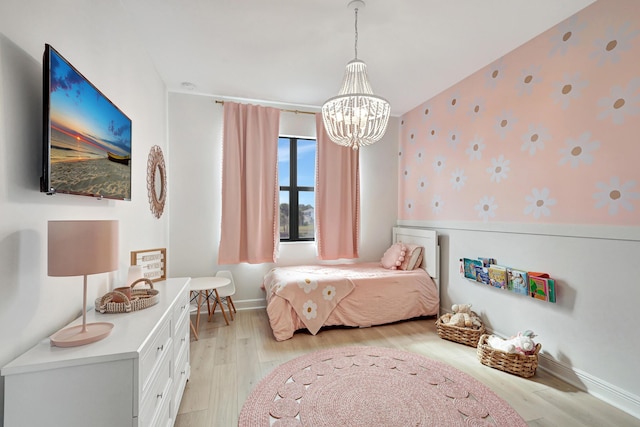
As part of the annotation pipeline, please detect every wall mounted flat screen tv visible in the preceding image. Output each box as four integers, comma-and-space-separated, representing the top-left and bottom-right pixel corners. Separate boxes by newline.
41, 44, 132, 200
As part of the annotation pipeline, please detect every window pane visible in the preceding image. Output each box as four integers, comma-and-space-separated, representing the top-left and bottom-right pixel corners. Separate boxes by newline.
278, 137, 290, 187
298, 191, 314, 239
296, 139, 316, 187
279, 191, 290, 239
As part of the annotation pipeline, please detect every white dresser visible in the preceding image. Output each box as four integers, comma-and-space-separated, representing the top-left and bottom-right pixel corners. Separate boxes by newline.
2, 277, 191, 427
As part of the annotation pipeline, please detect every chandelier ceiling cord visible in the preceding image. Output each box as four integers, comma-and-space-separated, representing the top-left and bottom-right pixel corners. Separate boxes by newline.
321, 0, 391, 150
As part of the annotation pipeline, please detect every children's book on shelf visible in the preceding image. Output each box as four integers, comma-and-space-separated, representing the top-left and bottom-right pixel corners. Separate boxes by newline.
529, 272, 556, 303
463, 258, 482, 280
488, 264, 507, 289
475, 265, 491, 285
507, 268, 529, 296
478, 257, 496, 267
529, 275, 548, 301
547, 278, 556, 303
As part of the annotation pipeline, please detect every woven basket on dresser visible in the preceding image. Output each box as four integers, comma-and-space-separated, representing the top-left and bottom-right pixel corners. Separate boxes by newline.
435, 312, 485, 347
476, 334, 542, 378
95, 278, 159, 314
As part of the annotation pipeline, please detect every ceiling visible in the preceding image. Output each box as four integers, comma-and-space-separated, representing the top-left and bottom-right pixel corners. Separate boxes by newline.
120, 0, 595, 117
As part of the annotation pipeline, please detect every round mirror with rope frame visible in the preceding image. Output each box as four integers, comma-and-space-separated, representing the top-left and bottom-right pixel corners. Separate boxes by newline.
147, 145, 167, 218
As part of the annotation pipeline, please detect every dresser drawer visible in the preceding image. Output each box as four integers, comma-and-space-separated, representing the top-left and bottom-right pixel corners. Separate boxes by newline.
140, 316, 172, 392
172, 290, 190, 333
153, 387, 173, 427
140, 348, 173, 427
172, 339, 190, 417
174, 322, 188, 361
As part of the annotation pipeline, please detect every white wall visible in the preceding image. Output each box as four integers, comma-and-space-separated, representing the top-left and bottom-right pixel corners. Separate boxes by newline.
167, 93, 398, 307
0, 2, 170, 423
400, 222, 640, 417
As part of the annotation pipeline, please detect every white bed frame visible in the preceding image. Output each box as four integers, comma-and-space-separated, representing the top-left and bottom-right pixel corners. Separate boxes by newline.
393, 226, 440, 294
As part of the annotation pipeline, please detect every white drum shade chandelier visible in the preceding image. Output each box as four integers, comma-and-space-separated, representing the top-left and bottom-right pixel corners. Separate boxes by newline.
321, 0, 390, 150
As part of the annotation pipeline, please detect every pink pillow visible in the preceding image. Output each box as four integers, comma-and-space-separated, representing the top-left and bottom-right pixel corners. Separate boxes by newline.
400, 245, 424, 270
380, 243, 406, 270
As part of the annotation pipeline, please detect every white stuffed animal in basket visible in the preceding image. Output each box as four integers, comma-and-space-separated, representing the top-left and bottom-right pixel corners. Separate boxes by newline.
487, 330, 537, 355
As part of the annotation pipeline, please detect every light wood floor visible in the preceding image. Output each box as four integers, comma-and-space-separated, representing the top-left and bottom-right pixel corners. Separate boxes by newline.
176, 309, 640, 427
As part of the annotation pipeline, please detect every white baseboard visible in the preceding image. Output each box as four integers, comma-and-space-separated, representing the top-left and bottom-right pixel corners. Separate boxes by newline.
538, 353, 640, 420
234, 298, 266, 311
477, 327, 640, 420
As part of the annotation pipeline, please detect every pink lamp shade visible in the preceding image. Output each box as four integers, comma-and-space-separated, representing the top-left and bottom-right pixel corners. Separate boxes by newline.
48, 220, 119, 347
48, 220, 119, 277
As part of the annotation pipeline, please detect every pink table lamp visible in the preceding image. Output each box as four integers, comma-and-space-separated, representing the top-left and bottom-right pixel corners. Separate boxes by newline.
48, 220, 119, 347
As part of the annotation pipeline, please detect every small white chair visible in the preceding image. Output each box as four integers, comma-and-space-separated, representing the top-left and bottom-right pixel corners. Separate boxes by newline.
189, 276, 231, 340
210, 270, 236, 321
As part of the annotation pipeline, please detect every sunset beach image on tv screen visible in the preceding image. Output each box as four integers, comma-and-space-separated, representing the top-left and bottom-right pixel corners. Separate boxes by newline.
48, 47, 131, 200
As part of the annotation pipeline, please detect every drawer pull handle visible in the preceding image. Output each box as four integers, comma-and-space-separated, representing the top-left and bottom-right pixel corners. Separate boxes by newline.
157, 344, 164, 352
181, 370, 186, 375
181, 337, 186, 343
157, 393, 163, 399
181, 304, 186, 310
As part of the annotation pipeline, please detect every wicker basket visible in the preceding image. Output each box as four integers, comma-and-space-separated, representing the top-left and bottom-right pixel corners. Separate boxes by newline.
435, 312, 485, 347
476, 334, 541, 378
96, 278, 159, 314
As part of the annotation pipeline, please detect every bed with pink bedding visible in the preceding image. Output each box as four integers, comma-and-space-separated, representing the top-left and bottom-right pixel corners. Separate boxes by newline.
262, 227, 440, 341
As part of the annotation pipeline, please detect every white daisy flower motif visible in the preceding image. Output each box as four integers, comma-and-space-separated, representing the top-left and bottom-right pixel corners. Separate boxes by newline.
433, 156, 446, 174
402, 165, 411, 180
549, 16, 585, 57
558, 132, 600, 168
426, 124, 440, 143
485, 60, 506, 89
466, 136, 485, 161
516, 64, 543, 96
404, 199, 415, 215
521, 124, 550, 156
415, 147, 426, 164
487, 155, 510, 183
431, 195, 444, 214
590, 22, 639, 66
494, 110, 518, 140
447, 128, 461, 150
322, 286, 336, 301
524, 188, 557, 219
552, 72, 589, 110
406, 128, 419, 145
450, 168, 467, 191
417, 176, 428, 192
421, 102, 434, 123
447, 91, 461, 113
475, 196, 498, 222
597, 78, 640, 125
297, 278, 318, 294
594, 177, 640, 215
302, 300, 318, 320
467, 97, 485, 121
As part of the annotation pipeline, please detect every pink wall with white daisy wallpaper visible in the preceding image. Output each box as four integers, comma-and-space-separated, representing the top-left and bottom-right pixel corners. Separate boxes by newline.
398, 0, 639, 227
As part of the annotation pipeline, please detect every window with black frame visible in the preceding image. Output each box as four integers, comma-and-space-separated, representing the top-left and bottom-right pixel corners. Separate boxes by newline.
278, 136, 316, 241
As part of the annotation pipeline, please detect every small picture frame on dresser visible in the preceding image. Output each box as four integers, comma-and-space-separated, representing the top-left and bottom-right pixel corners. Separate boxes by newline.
130, 248, 166, 282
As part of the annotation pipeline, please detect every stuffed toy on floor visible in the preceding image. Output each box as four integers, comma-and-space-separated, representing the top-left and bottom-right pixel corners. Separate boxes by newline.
487, 330, 537, 355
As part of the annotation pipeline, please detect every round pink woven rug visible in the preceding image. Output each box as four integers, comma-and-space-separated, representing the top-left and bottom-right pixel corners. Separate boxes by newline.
239, 346, 526, 426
